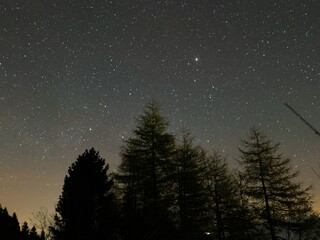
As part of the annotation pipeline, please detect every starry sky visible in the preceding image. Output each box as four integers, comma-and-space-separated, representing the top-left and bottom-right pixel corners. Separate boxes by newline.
0, 0, 320, 222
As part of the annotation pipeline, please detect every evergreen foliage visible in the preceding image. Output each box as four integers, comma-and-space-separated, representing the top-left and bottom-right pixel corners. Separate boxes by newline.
51, 148, 116, 240
232, 172, 266, 240
20, 222, 43, 240
2, 103, 319, 240
118, 101, 177, 240
0, 206, 43, 240
200, 150, 244, 239
0, 206, 20, 240
239, 128, 312, 239
174, 130, 207, 239
21, 221, 30, 239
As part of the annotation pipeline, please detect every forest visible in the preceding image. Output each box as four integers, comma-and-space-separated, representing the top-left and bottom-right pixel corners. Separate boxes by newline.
1, 101, 320, 240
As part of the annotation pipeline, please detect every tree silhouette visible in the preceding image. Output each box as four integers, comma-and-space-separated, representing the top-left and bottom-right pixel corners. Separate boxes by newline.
29, 226, 41, 240
239, 128, 312, 240
20, 222, 43, 240
0, 205, 45, 240
200, 150, 242, 240
231, 172, 266, 240
30, 207, 54, 240
21, 222, 30, 239
174, 130, 207, 240
51, 148, 115, 240
118, 101, 177, 240
0, 206, 20, 240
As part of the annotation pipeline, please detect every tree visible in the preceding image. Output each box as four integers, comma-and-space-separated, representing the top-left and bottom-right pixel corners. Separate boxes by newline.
30, 207, 54, 240
232, 172, 267, 240
11, 212, 21, 240
200, 150, 243, 240
292, 213, 320, 240
239, 128, 312, 240
29, 226, 40, 240
51, 148, 115, 240
0, 205, 20, 240
118, 101, 177, 240
0, 205, 44, 240
174, 130, 207, 240
20, 221, 43, 240
21, 222, 30, 239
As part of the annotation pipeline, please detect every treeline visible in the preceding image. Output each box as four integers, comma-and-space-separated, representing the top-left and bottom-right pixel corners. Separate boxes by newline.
0, 205, 44, 240
2, 102, 320, 240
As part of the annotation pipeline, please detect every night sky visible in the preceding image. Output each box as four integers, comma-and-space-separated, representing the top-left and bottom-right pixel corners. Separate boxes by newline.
1, 0, 320, 222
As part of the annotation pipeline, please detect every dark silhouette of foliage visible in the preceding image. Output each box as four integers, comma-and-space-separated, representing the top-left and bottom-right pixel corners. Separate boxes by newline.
21, 222, 43, 240
51, 148, 116, 240
29, 226, 40, 240
21, 221, 30, 239
3, 104, 320, 240
291, 213, 320, 239
174, 130, 208, 240
239, 128, 312, 240
30, 207, 54, 240
231, 172, 267, 240
200, 150, 246, 240
0, 205, 20, 240
0, 205, 43, 240
118, 101, 177, 240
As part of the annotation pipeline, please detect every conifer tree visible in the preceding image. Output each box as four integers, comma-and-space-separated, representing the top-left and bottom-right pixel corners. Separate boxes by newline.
174, 130, 207, 240
21, 222, 30, 239
118, 101, 177, 240
239, 128, 312, 239
29, 226, 39, 240
200, 150, 240, 240
51, 148, 115, 240
0, 206, 20, 240
11, 212, 21, 240
232, 172, 266, 240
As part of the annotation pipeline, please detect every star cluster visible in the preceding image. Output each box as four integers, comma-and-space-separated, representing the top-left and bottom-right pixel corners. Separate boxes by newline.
0, 0, 319, 222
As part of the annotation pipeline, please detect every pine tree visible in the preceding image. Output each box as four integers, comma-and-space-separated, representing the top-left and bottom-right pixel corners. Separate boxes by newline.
200, 150, 240, 240
0, 206, 21, 240
21, 221, 30, 239
29, 226, 39, 240
239, 128, 312, 239
51, 148, 115, 240
11, 212, 21, 240
118, 101, 177, 240
40, 230, 46, 240
232, 172, 266, 240
174, 130, 207, 240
